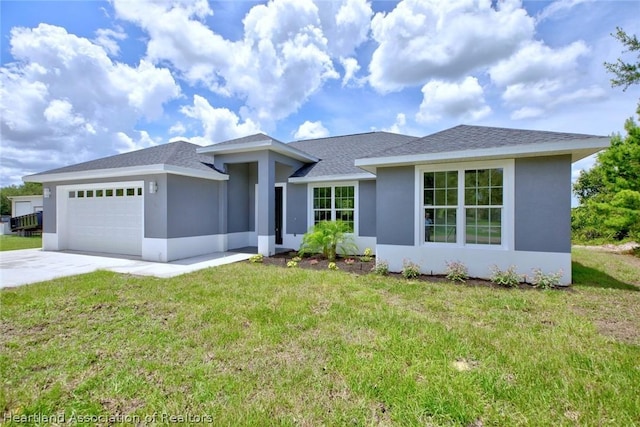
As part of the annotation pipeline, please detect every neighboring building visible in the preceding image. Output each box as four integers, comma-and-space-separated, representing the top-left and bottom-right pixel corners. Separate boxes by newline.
24, 125, 610, 284
9, 195, 43, 217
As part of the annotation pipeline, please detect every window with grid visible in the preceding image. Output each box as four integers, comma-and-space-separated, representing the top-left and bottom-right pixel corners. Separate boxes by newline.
464, 168, 503, 245
423, 171, 457, 243
312, 185, 355, 232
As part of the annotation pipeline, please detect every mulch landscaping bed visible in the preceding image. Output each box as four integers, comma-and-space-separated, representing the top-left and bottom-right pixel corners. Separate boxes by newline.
257, 250, 565, 291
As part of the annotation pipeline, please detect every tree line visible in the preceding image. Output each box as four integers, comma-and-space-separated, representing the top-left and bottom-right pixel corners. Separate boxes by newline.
572, 27, 640, 242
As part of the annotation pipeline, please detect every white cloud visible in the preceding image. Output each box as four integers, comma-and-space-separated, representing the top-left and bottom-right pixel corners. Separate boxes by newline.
318, 0, 373, 57
416, 77, 491, 123
340, 56, 362, 87
169, 121, 187, 135
294, 120, 329, 140
369, 0, 535, 93
115, 130, 158, 153
0, 23, 180, 184
110, 0, 373, 126
113, 0, 343, 124
536, 0, 593, 22
490, 38, 607, 120
382, 113, 407, 133
93, 27, 127, 56
489, 40, 589, 87
510, 107, 545, 120
180, 95, 261, 145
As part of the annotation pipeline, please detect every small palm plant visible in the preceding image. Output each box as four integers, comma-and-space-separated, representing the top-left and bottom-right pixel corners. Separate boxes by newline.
298, 220, 358, 262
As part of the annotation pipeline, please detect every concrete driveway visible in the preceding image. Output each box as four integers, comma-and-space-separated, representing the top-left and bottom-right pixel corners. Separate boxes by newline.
0, 249, 253, 288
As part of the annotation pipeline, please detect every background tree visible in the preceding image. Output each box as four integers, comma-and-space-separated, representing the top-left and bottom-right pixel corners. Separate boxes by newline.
604, 27, 640, 91
572, 27, 640, 243
572, 108, 640, 241
0, 183, 43, 216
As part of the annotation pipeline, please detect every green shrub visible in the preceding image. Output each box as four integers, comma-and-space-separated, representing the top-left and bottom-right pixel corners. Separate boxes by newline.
402, 260, 420, 280
360, 247, 373, 262
531, 268, 563, 289
298, 221, 358, 262
490, 265, 521, 287
371, 260, 389, 276
287, 260, 298, 268
445, 260, 469, 283
328, 262, 339, 271
249, 254, 264, 263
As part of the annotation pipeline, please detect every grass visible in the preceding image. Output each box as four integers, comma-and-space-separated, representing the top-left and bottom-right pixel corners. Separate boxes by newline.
572, 248, 640, 291
1, 252, 639, 425
0, 235, 42, 251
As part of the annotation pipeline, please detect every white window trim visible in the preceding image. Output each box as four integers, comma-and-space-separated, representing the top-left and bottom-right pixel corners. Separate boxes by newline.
307, 181, 359, 235
414, 160, 514, 250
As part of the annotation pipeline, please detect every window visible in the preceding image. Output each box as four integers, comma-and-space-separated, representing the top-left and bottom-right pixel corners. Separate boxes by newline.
312, 185, 355, 232
422, 167, 504, 246
465, 169, 503, 245
423, 171, 457, 243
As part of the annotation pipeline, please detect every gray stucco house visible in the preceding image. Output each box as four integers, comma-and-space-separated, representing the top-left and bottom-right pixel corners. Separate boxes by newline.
24, 125, 609, 284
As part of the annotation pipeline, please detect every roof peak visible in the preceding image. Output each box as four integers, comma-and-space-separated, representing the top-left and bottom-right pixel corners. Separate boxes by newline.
290, 130, 413, 144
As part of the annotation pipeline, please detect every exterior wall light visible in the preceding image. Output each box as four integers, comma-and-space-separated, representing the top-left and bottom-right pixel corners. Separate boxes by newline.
148, 181, 158, 194
43, 188, 51, 198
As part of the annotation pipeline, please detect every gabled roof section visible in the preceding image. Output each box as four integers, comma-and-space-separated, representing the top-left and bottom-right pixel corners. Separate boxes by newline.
288, 131, 416, 181
355, 125, 610, 172
24, 141, 228, 183
197, 133, 319, 163
207, 133, 279, 147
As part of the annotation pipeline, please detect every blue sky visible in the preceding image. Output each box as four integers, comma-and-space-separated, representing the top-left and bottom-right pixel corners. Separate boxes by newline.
1, 0, 639, 189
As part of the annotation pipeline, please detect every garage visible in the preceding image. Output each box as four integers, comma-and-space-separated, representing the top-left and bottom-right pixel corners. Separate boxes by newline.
61, 182, 144, 256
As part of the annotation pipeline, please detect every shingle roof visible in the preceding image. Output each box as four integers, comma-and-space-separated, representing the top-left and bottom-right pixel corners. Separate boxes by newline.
210, 133, 282, 147
30, 141, 221, 176
362, 125, 607, 159
288, 131, 416, 177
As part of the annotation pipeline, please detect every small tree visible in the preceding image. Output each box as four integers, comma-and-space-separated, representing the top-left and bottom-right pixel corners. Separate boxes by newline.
298, 221, 358, 262
604, 27, 640, 91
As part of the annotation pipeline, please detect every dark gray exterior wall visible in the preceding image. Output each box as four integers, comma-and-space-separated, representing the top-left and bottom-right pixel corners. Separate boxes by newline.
42, 183, 57, 234
213, 151, 305, 236
166, 175, 220, 238
43, 174, 167, 237
287, 183, 307, 235
376, 166, 415, 245
358, 180, 376, 237
248, 163, 257, 232
514, 155, 571, 253
226, 163, 252, 233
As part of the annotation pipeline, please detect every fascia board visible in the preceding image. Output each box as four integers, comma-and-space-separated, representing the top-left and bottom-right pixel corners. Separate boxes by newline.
288, 173, 376, 183
354, 138, 610, 170
197, 140, 319, 163
23, 164, 229, 183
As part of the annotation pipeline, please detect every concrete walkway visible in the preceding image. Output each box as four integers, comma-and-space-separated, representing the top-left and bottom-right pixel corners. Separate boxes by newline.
0, 249, 253, 288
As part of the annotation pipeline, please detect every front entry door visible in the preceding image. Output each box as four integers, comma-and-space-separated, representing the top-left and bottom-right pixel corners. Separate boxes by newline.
275, 186, 283, 245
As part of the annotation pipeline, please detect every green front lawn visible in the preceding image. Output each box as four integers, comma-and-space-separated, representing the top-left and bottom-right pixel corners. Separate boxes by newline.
1, 252, 638, 425
0, 235, 42, 251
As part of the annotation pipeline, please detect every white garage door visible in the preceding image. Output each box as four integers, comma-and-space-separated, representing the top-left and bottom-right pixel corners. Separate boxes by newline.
14, 201, 33, 217
64, 184, 143, 256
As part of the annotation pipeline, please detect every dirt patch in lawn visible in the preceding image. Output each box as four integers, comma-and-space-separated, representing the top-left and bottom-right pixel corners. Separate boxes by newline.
573, 241, 639, 253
